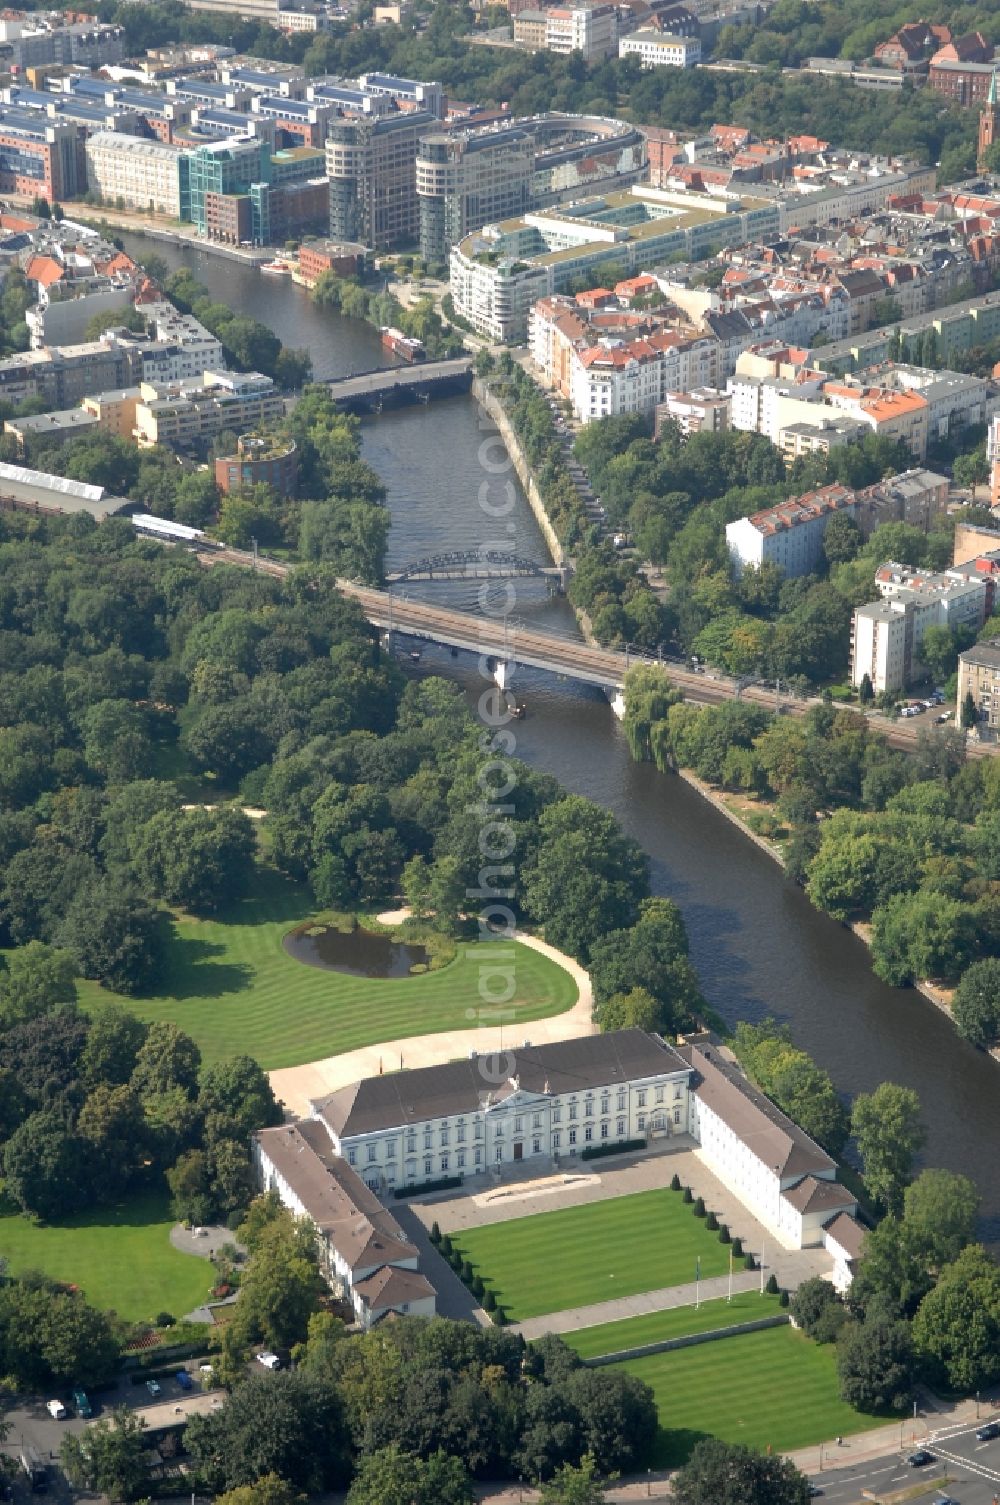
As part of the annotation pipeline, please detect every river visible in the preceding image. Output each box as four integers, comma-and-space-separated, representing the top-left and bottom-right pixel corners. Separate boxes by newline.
123, 236, 1000, 1237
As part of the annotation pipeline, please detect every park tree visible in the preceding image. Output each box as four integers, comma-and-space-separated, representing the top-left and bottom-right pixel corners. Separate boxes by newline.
0, 1282, 119, 1388
790, 1278, 847, 1343
902, 1169, 979, 1273
184, 1372, 352, 1494
961, 690, 978, 730
166, 1148, 215, 1227
952, 958, 1000, 1048
588, 897, 702, 1032
81, 1006, 148, 1087
671, 1439, 810, 1505
215, 1475, 306, 1505
912, 1245, 1000, 1392
77, 1083, 148, 1200
132, 806, 257, 914
596, 987, 661, 1033
131, 1021, 202, 1099
345, 1446, 473, 1505
539, 1455, 609, 1505
0, 941, 76, 1027
199, 1055, 282, 1140
851, 1084, 926, 1215
522, 796, 648, 962
231, 1218, 323, 1351
2, 1108, 83, 1219
79, 699, 152, 783
61, 1408, 150, 1502
57, 878, 164, 994
848, 1217, 934, 1321
836, 1316, 915, 1411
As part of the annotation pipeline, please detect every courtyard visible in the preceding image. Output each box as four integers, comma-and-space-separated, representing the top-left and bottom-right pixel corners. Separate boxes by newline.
449, 1185, 732, 1322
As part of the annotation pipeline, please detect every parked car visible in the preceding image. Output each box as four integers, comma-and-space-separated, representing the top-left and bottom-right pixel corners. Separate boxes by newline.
146, 1380, 161, 1398
976, 1420, 1000, 1440
175, 1371, 193, 1392
72, 1390, 91, 1418
45, 1401, 66, 1420
906, 1449, 935, 1467
255, 1352, 281, 1371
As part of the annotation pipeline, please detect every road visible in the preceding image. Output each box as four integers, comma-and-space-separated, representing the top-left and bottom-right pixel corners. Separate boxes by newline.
803, 1419, 1000, 1504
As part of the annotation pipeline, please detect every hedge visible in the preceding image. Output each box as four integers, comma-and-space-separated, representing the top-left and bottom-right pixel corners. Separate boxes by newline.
580, 1138, 645, 1161
394, 1175, 463, 1199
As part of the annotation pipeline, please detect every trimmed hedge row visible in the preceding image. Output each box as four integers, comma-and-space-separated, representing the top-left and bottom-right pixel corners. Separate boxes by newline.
393, 1174, 463, 1200
668, 1177, 757, 1268
429, 1224, 509, 1325
580, 1138, 645, 1161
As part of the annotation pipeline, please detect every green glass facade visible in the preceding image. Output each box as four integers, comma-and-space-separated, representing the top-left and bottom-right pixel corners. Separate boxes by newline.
180, 139, 272, 235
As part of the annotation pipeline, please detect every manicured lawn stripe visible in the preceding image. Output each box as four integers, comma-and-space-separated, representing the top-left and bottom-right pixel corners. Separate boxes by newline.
616, 1325, 881, 1468
564, 1291, 784, 1358
453, 1189, 730, 1321
0, 1193, 213, 1325
74, 870, 577, 1070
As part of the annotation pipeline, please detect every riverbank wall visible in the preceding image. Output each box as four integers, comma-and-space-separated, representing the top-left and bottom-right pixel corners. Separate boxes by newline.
472, 377, 565, 569
675, 768, 963, 1039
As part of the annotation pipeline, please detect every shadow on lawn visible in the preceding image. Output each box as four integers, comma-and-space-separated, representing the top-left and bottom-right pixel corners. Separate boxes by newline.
648, 1427, 713, 1470
151, 935, 254, 1001
214, 865, 315, 929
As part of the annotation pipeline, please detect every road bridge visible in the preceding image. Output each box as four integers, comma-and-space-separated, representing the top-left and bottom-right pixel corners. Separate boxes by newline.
327, 356, 473, 412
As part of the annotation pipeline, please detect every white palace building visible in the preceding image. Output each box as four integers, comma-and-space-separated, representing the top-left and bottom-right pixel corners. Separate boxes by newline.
255, 1030, 867, 1318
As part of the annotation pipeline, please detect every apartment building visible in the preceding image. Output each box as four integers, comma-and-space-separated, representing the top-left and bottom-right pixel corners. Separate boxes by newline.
85, 132, 182, 218
0, 341, 141, 407
619, 29, 701, 66
655, 387, 729, 436
214, 432, 298, 497
725, 484, 859, 579
416, 127, 534, 263
958, 638, 1000, 736
0, 110, 79, 201
851, 563, 989, 694
132, 370, 283, 448
544, 3, 618, 59
326, 111, 435, 250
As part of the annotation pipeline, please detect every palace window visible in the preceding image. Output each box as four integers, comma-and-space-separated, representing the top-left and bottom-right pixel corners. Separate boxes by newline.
569, 1104, 578, 1121
569, 1129, 577, 1146
440, 1129, 450, 1146
617, 1091, 626, 1110
585, 1101, 594, 1118
495, 1146, 503, 1163
637, 1090, 647, 1108
638, 1115, 646, 1131
585, 1126, 593, 1142
424, 1156, 432, 1175
617, 1117, 626, 1136
457, 1125, 466, 1143
601, 1123, 608, 1139
367, 1144, 377, 1163
441, 1155, 449, 1173
533, 1138, 541, 1154
532, 1113, 542, 1129
655, 1086, 664, 1104
475, 1147, 482, 1165
514, 1116, 523, 1134
347, 1148, 356, 1165
553, 1106, 562, 1124
553, 1131, 561, 1149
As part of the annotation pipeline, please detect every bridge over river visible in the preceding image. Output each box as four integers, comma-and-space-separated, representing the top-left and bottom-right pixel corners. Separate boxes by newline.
198, 543, 986, 756
326, 356, 473, 412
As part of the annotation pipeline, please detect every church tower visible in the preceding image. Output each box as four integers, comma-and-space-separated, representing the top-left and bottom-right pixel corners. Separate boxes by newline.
979, 69, 999, 169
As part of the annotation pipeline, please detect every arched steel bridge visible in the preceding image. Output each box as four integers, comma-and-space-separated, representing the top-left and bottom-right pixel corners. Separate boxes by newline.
386, 550, 566, 583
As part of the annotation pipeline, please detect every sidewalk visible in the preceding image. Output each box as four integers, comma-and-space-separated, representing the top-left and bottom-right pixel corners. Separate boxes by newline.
512, 1270, 763, 1339
788, 1391, 991, 1478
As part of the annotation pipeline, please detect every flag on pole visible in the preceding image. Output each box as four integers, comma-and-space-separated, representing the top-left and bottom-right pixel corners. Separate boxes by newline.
695, 1257, 701, 1281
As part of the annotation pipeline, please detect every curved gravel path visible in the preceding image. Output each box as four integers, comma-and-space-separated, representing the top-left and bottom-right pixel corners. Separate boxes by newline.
268, 926, 593, 1119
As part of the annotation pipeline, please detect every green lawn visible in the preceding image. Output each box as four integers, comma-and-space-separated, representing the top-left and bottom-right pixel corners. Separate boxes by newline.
564, 1292, 784, 1359
0, 1193, 213, 1325
616, 1325, 881, 1468
453, 1190, 730, 1321
76, 869, 578, 1070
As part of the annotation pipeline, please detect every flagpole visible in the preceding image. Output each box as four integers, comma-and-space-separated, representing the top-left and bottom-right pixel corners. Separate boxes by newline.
760, 1242, 765, 1296
695, 1256, 700, 1310
728, 1245, 733, 1304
